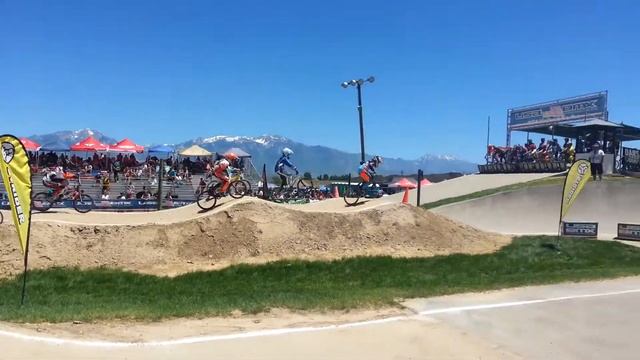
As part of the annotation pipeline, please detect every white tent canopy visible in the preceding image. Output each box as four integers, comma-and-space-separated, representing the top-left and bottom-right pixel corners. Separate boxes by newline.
179, 145, 213, 157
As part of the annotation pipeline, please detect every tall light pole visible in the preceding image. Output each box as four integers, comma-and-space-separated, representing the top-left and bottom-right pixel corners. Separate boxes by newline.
341, 76, 375, 163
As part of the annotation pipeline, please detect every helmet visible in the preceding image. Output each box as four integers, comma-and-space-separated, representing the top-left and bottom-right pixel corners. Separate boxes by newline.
371, 155, 383, 166
218, 159, 230, 170
282, 147, 294, 157
224, 152, 239, 161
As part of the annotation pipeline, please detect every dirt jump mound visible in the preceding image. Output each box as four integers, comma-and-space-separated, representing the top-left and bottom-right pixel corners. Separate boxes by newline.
0, 199, 509, 278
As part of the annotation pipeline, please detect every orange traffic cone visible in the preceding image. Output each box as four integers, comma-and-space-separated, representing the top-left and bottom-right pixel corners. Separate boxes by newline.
402, 188, 410, 204
333, 186, 340, 198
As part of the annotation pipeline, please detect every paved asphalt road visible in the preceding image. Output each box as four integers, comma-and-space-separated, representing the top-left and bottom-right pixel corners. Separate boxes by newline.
403, 276, 640, 360
2, 277, 640, 359
434, 178, 640, 238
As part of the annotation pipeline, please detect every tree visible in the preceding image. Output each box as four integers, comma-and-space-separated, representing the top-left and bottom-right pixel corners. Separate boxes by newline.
322, 174, 329, 181
303, 171, 312, 180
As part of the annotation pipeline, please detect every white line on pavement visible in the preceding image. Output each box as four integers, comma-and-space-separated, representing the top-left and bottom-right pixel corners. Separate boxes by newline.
1, 288, 639, 348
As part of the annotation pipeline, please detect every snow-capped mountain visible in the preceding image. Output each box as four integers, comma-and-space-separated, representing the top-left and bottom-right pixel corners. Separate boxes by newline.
179, 135, 477, 175
27, 129, 477, 174
29, 129, 117, 149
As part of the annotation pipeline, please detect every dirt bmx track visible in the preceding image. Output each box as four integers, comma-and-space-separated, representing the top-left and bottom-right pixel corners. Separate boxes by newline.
2, 172, 588, 360
0, 173, 555, 278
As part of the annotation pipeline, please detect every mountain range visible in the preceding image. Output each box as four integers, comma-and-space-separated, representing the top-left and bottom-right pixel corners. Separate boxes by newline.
28, 129, 478, 175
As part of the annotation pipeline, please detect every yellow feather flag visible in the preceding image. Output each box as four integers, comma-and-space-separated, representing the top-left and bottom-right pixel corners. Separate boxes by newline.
560, 159, 591, 220
0, 135, 32, 254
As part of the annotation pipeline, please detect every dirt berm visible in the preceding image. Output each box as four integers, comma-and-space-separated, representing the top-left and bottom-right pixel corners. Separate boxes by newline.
0, 199, 509, 278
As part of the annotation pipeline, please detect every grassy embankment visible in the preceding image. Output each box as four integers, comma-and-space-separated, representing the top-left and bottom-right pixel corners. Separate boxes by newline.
1, 236, 640, 323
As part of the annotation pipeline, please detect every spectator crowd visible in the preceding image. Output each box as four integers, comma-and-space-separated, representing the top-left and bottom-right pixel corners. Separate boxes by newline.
486, 136, 619, 165
26, 152, 228, 201
487, 138, 575, 164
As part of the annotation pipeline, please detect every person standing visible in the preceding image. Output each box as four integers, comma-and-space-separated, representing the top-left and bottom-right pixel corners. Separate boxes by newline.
589, 142, 605, 181
112, 158, 122, 182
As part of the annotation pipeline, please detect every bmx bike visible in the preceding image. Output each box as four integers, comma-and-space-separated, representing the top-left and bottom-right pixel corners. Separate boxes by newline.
343, 177, 383, 206
196, 170, 251, 211
270, 174, 316, 203
32, 185, 95, 213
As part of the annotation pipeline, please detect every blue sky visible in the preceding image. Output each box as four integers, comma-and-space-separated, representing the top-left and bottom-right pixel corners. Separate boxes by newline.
1, 0, 639, 162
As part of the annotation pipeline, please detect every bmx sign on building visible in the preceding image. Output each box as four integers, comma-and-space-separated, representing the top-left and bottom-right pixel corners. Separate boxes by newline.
508, 92, 608, 131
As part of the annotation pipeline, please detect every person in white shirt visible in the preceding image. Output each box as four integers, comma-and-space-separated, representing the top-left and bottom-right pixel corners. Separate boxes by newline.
589, 142, 605, 181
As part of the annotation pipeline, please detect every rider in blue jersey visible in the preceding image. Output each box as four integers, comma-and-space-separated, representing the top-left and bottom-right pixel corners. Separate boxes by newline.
274, 147, 298, 189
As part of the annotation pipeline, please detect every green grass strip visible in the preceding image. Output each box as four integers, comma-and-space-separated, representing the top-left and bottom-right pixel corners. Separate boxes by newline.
2, 236, 640, 323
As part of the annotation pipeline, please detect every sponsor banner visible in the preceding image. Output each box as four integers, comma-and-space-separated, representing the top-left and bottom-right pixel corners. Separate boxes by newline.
1, 199, 194, 210
623, 147, 640, 165
561, 160, 591, 220
478, 162, 567, 174
0, 135, 32, 254
617, 223, 640, 241
509, 92, 607, 130
562, 222, 598, 237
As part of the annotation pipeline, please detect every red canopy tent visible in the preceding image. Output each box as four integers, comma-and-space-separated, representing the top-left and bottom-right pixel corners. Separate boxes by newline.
70, 136, 108, 152
110, 138, 144, 153
419, 178, 432, 186
20, 138, 41, 151
393, 178, 417, 189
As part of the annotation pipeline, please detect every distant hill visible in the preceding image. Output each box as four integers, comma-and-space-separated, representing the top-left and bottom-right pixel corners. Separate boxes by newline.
179, 135, 478, 175
27, 129, 478, 175
29, 129, 117, 150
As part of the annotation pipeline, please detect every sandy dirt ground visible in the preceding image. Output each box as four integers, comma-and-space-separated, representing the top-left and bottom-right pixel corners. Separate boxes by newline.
434, 178, 640, 238
0, 199, 510, 278
1, 173, 558, 278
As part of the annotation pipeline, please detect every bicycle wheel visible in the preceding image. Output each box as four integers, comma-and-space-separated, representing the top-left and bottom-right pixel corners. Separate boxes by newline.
196, 184, 218, 211
270, 188, 285, 203
343, 184, 362, 206
312, 189, 325, 201
32, 192, 53, 212
296, 178, 311, 190
243, 180, 252, 195
229, 180, 249, 199
0, 211, 3, 224
73, 194, 94, 213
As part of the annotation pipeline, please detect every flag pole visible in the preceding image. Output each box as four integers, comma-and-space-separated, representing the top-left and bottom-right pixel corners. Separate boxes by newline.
486, 116, 491, 164
20, 241, 30, 305
0, 135, 35, 305
557, 170, 570, 248
21, 156, 33, 306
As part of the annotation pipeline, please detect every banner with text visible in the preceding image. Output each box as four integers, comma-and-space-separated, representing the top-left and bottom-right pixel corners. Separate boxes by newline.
509, 92, 607, 130
0, 135, 32, 254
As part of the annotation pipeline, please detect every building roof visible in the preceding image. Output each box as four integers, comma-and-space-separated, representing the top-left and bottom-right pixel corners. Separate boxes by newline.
513, 118, 640, 141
